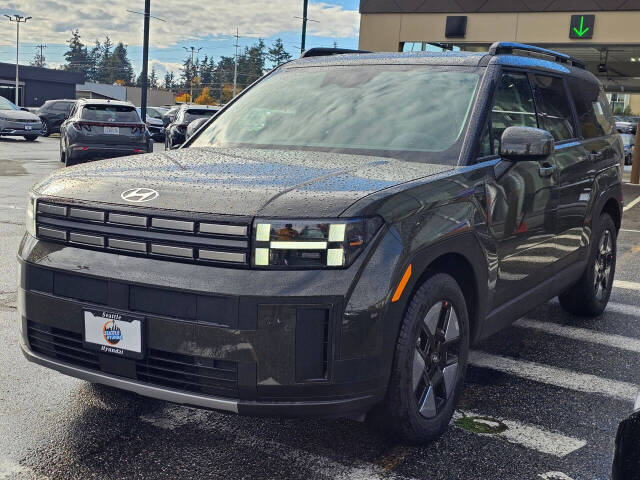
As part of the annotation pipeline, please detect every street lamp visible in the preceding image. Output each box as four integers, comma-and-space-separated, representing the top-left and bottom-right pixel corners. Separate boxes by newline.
4, 14, 32, 106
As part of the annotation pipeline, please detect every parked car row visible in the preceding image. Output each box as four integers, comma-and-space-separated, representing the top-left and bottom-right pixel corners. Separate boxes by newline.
164, 104, 221, 149
615, 115, 640, 134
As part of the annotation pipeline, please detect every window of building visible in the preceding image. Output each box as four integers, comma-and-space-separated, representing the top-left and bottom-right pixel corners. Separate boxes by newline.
531, 75, 575, 141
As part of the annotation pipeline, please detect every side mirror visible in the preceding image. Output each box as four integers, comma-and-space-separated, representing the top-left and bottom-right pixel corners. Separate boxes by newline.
499, 126, 554, 161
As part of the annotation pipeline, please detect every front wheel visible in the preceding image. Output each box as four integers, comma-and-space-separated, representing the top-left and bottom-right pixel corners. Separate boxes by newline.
23, 135, 38, 141
369, 272, 469, 444
559, 213, 617, 317
40, 119, 50, 137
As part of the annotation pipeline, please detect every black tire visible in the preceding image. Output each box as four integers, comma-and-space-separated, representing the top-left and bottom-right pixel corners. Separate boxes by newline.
369, 272, 470, 444
59, 138, 66, 163
23, 135, 38, 141
65, 149, 77, 167
40, 119, 50, 137
559, 213, 617, 317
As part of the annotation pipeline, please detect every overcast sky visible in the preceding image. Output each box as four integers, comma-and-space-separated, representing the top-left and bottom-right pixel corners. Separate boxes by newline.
0, 0, 360, 77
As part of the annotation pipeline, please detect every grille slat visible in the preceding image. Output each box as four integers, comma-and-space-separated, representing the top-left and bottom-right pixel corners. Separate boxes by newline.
35, 201, 251, 267
27, 321, 239, 398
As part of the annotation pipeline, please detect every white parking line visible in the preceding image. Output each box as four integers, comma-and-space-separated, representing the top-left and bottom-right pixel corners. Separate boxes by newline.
621, 228, 640, 233
515, 318, 640, 353
453, 411, 586, 458
614, 280, 640, 291
469, 351, 638, 402
0, 458, 38, 479
141, 406, 418, 480
538, 472, 576, 480
623, 194, 640, 212
606, 301, 640, 317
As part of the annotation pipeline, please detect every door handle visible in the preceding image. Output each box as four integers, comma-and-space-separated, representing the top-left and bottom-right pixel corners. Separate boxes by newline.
538, 164, 557, 177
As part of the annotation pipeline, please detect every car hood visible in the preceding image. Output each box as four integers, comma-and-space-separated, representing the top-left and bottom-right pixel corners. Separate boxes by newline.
33, 147, 452, 217
0, 109, 40, 121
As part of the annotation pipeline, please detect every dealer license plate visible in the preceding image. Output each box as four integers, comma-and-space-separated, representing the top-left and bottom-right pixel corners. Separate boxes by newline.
104, 126, 120, 135
83, 309, 144, 359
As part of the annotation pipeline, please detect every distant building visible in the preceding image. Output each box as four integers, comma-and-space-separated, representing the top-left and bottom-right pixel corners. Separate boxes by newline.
77, 82, 175, 106
0, 63, 83, 107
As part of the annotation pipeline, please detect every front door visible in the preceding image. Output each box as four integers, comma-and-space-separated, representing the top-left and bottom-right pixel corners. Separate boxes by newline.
483, 71, 558, 306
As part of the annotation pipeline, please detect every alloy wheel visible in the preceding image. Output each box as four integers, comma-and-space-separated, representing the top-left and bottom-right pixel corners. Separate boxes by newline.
594, 229, 614, 300
412, 300, 461, 418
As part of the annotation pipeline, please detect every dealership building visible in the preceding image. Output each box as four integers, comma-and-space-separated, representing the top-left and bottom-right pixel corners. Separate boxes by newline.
0, 63, 83, 108
359, 1, 640, 113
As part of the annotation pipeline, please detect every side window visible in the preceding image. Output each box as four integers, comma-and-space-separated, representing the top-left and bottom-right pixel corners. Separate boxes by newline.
51, 102, 67, 112
568, 78, 612, 138
489, 73, 537, 154
531, 75, 575, 141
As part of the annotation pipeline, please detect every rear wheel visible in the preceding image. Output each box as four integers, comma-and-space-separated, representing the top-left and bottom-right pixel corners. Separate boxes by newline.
40, 119, 50, 137
369, 272, 469, 444
23, 135, 38, 141
559, 213, 617, 317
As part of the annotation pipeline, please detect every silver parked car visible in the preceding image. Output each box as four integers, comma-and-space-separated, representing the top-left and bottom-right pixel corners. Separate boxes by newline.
0, 96, 43, 141
60, 99, 153, 167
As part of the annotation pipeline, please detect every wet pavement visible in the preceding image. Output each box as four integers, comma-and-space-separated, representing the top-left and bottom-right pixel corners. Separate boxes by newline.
1, 136, 640, 480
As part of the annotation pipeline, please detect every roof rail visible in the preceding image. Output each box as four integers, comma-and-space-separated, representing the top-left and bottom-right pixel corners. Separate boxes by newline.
300, 47, 372, 58
488, 42, 586, 69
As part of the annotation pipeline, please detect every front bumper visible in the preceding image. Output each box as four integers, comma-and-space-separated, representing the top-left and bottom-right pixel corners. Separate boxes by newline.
0, 125, 42, 136
17, 228, 403, 417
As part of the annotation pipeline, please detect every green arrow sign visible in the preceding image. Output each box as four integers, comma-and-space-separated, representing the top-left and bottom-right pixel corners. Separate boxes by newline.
573, 16, 589, 37
570, 15, 594, 39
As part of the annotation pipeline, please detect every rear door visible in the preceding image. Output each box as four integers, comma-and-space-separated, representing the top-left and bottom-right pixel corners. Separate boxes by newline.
529, 73, 586, 269
481, 71, 558, 306
553, 77, 617, 268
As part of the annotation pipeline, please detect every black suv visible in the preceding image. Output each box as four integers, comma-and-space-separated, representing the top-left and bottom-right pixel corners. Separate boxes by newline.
36, 99, 76, 136
18, 43, 623, 444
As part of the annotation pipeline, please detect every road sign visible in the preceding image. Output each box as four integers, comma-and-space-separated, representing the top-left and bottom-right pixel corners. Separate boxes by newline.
570, 15, 594, 39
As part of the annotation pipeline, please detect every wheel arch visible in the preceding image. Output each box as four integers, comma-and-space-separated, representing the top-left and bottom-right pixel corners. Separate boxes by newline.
391, 232, 491, 345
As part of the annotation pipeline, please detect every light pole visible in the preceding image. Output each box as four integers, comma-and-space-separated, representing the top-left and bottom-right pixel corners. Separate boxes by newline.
4, 14, 31, 106
182, 46, 201, 101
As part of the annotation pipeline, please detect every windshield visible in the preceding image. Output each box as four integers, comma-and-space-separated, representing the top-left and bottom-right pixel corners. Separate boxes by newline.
191, 65, 480, 163
184, 109, 218, 122
81, 105, 140, 123
0, 96, 18, 111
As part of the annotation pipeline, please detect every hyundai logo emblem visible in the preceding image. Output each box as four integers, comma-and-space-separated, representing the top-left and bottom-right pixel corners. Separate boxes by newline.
121, 187, 159, 203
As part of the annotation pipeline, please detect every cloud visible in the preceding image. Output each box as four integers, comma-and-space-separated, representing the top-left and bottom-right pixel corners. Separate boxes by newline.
0, 1, 359, 49
149, 59, 182, 77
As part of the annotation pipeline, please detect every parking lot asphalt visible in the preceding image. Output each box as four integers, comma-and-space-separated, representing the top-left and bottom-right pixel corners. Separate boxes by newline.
1, 136, 640, 480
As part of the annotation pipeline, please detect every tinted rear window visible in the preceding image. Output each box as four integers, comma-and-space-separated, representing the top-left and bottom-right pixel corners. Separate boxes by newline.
184, 109, 217, 122
81, 105, 140, 123
569, 78, 614, 139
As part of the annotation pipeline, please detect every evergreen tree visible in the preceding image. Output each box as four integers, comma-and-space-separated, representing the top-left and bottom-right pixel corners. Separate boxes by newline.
163, 72, 175, 90
63, 30, 91, 80
86, 39, 102, 82
267, 39, 292, 68
149, 67, 159, 89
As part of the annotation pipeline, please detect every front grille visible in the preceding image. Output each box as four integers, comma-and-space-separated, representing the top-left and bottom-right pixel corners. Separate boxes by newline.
27, 321, 239, 397
35, 200, 251, 267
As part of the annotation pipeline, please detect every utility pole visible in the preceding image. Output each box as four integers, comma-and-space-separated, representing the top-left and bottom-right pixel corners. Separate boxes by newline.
4, 14, 31, 106
232, 28, 239, 99
301, 0, 309, 53
140, 0, 151, 122
35, 44, 46, 67
182, 46, 202, 102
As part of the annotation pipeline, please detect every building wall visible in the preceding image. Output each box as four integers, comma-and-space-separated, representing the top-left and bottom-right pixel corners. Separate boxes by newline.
359, 11, 640, 51
125, 87, 175, 107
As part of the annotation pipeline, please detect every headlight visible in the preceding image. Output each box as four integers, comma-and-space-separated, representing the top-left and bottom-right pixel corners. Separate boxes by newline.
26, 193, 36, 237
252, 217, 383, 269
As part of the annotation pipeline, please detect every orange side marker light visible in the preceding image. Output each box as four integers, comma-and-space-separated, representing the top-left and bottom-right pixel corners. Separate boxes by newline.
391, 264, 412, 303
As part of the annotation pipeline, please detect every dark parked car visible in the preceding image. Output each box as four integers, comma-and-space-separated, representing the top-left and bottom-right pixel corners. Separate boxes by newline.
59, 99, 152, 166
36, 99, 76, 136
0, 96, 42, 141
136, 107, 165, 142
164, 104, 220, 149
612, 393, 640, 479
19, 43, 623, 444
621, 133, 635, 165
162, 106, 180, 127
615, 116, 639, 135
